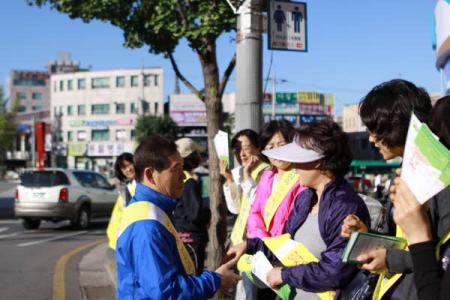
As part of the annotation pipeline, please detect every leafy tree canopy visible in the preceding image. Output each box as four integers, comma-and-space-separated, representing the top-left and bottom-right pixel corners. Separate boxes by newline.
135, 114, 179, 143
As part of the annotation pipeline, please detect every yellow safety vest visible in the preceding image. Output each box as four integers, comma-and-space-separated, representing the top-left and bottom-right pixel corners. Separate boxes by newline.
106, 180, 137, 250
183, 171, 193, 183
265, 233, 335, 300
263, 169, 299, 230
118, 201, 196, 275
237, 233, 335, 300
436, 230, 450, 259
230, 162, 269, 245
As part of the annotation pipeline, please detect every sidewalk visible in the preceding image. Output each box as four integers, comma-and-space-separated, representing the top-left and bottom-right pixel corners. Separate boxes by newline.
78, 242, 116, 300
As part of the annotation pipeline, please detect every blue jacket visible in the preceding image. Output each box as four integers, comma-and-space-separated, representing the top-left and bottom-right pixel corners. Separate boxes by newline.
116, 183, 221, 300
247, 179, 370, 295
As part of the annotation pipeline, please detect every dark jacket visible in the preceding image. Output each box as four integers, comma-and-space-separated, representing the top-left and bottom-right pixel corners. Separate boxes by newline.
247, 179, 371, 295
172, 178, 211, 242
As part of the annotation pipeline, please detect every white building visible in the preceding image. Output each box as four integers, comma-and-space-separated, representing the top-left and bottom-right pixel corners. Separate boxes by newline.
51, 67, 164, 170
342, 103, 366, 133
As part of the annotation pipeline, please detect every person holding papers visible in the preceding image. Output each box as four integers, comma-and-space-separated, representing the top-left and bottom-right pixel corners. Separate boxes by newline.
340, 79, 433, 300
219, 129, 268, 300
228, 120, 371, 300
390, 96, 450, 300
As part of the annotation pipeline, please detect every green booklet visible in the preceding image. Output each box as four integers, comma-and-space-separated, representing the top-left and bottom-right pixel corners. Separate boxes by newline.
342, 231, 407, 264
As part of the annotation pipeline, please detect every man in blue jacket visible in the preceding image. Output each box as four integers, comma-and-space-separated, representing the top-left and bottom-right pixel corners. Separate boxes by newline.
116, 135, 240, 299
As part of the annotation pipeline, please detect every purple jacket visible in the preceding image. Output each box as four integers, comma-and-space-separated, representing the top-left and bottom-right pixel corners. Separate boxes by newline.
247, 179, 370, 296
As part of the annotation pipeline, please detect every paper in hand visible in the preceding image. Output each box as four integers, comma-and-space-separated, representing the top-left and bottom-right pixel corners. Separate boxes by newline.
401, 113, 450, 203
213, 130, 230, 166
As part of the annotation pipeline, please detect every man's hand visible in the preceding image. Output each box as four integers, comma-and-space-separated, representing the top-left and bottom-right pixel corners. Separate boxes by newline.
267, 267, 283, 288
219, 160, 233, 184
215, 259, 241, 290
391, 177, 432, 245
357, 248, 387, 274
341, 214, 368, 238
222, 242, 247, 265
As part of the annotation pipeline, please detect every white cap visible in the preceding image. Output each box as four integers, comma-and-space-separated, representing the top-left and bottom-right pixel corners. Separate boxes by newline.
175, 138, 204, 158
262, 142, 324, 163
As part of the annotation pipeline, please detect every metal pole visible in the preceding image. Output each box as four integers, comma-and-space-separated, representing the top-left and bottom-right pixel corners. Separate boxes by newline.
235, 0, 263, 133
271, 70, 276, 119
31, 116, 36, 168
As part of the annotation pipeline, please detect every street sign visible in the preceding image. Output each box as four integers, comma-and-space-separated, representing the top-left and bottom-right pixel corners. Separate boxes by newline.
226, 0, 248, 14
268, 0, 307, 52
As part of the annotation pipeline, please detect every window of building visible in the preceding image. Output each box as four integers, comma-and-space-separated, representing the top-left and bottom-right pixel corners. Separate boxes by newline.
91, 104, 110, 115
154, 75, 159, 87
32, 92, 42, 100
92, 129, 110, 141
116, 76, 125, 87
32, 106, 42, 111
67, 105, 73, 116
116, 103, 125, 114
130, 75, 139, 87
154, 102, 159, 114
91, 77, 110, 89
17, 92, 27, 100
67, 131, 73, 142
13, 78, 46, 86
59, 106, 64, 116
67, 79, 73, 90
77, 104, 86, 115
130, 102, 137, 114
77, 130, 87, 141
18, 106, 26, 113
115, 129, 127, 141
144, 74, 152, 87
78, 78, 86, 90
131, 129, 136, 140
59, 80, 64, 91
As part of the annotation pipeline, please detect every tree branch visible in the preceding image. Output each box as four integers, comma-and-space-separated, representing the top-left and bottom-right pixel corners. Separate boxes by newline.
218, 52, 236, 99
166, 52, 201, 99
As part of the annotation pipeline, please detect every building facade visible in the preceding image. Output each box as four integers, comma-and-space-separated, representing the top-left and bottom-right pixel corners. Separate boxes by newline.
51, 67, 164, 171
342, 103, 366, 133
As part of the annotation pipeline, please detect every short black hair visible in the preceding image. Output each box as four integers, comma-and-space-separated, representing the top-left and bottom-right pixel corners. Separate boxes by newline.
134, 135, 178, 182
183, 151, 201, 172
428, 96, 450, 149
296, 120, 352, 178
231, 129, 260, 151
114, 152, 134, 182
259, 120, 296, 150
359, 79, 432, 148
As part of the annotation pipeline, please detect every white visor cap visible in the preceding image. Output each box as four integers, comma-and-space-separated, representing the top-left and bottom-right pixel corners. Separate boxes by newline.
262, 141, 324, 163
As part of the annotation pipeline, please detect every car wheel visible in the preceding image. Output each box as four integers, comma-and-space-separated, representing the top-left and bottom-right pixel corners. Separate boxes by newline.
72, 206, 90, 230
22, 218, 41, 230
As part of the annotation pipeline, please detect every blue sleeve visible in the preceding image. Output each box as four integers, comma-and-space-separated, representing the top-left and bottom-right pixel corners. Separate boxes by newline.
281, 196, 370, 292
120, 221, 221, 299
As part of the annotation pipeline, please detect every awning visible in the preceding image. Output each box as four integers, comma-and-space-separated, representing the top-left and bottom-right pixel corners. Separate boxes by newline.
351, 160, 401, 168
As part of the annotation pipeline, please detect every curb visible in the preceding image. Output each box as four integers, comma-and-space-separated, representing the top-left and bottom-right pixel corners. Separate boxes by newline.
78, 242, 116, 300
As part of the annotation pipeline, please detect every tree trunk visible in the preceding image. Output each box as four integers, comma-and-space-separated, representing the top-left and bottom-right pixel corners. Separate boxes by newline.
198, 42, 228, 299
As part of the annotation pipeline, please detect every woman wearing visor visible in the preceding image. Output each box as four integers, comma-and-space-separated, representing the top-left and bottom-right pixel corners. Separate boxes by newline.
228, 120, 370, 300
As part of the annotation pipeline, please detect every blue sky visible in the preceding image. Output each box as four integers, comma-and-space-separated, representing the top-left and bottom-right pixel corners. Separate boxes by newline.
0, 1, 442, 115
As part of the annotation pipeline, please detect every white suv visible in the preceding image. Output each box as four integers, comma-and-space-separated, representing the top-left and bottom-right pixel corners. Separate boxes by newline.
15, 168, 117, 230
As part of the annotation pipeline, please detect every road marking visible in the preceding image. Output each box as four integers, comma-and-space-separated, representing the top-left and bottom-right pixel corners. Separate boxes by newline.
53, 238, 106, 300
0, 220, 20, 224
17, 231, 88, 247
0, 233, 17, 239
0, 227, 9, 233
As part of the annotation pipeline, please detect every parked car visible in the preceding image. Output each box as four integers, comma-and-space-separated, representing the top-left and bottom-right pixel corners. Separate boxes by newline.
15, 168, 117, 230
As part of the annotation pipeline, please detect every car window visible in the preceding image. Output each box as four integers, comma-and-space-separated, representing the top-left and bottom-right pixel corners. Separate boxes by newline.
20, 171, 70, 187
94, 174, 112, 189
73, 171, 98, 188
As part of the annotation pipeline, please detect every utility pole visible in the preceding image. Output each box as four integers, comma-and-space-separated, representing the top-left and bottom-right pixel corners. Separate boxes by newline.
31, 117, 36, 168
234, 0, 263, 133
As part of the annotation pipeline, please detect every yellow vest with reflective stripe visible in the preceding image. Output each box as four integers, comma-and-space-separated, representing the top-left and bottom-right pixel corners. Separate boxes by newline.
230, 162, 269, 245
106, 180, 136, 250
118, 201, 196, 275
